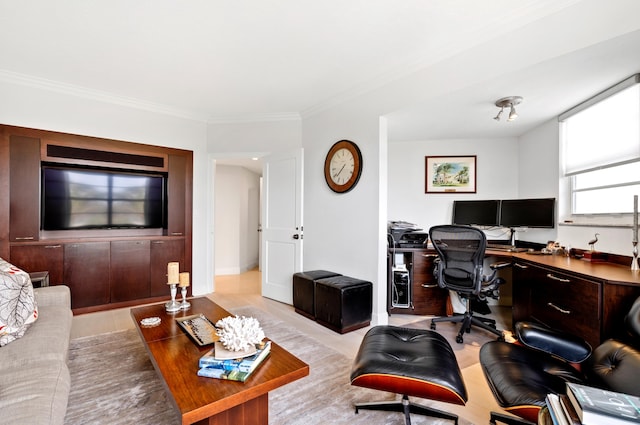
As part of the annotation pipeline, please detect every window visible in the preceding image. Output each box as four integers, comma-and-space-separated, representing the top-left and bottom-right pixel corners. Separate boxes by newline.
560, 75, 640, 215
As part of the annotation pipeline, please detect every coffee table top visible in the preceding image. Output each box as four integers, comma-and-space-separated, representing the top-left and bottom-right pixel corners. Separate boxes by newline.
131, 297, 309, 425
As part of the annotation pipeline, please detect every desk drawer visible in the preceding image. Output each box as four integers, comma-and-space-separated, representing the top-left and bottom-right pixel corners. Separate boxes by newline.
531, 270, 601, 348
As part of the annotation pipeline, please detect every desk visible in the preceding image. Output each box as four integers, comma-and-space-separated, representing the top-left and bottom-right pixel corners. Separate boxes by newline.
388, 247, 640, 347
131, 298, 309, 425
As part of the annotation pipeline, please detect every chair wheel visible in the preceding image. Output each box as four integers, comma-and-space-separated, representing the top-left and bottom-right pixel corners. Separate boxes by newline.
456, 335, 463, 343
430, 322, 436, 330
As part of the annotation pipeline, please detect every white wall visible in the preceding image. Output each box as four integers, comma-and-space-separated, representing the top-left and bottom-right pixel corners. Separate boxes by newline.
0, 80, 212, 296
214, 165, 261, 275
388, 137, 519, 239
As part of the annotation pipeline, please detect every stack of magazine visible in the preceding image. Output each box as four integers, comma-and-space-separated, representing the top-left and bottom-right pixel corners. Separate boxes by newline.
546, 382, 640, 425
197, 340, 271, 382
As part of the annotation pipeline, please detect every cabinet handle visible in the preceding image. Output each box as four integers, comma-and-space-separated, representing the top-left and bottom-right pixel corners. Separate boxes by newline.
514, 263, 528, 269
170, 232, 183, 236
152, 241, 164, 244
546, 273, 570, 283
547, 302, 571, 314
15, 236, 35, 240
44, 245, 62, 249
421, 254, 438, 258
421, 283, 438, 288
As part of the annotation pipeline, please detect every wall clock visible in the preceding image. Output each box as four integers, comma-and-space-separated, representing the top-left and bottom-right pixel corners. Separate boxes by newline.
324, 140, 362, 193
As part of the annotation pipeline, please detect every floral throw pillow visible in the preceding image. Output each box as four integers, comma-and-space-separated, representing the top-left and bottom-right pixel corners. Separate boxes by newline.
0, 258, 38, 346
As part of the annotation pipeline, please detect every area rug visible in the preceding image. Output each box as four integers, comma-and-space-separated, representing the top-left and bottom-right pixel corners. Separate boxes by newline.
65, 307, 472, 425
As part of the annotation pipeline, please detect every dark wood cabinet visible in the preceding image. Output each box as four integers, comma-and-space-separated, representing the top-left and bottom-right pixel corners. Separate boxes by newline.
9, 135, 40, 242
512, 258, 603, 348
388, 248, 447, 316
167, 154, 187, 237
149, 239, 185, 297
64, 242, 111, 309
9, 244, 64, 285
110, 240, 151, 303
1, 125, 193, 312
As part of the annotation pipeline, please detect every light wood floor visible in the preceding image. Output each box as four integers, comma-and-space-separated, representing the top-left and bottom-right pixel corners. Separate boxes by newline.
71, 269, 513, 424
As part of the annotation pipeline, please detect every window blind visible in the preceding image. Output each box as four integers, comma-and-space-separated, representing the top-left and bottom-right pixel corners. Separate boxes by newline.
560, 75, 640, 176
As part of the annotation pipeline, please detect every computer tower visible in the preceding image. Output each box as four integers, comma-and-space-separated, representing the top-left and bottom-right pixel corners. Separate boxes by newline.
392, 268, 411, 308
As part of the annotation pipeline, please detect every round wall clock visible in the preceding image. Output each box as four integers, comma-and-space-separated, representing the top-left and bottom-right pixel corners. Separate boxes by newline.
324, 140, 362, 193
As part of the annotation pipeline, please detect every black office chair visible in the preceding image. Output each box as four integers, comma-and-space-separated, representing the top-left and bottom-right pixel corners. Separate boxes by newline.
429, 225, 508, 343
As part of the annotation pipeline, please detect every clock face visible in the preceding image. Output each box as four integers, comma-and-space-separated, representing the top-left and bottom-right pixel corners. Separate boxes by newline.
324, 140, 362, 193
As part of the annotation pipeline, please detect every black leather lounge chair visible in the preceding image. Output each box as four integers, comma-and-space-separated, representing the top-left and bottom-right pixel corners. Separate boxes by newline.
480, 295, 640, 424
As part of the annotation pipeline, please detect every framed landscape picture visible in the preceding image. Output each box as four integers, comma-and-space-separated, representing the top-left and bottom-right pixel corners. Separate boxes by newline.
425, 155, 477, 193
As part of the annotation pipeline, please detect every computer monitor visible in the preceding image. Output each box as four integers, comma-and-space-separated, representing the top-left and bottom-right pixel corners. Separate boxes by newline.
452, 200, 500, 226
499, 198, 556, 228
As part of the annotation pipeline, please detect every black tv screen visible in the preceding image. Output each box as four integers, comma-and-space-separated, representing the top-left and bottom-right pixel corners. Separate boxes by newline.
42, 166, 166, 230
499, 198, 555, 228
452, 200, 500, 226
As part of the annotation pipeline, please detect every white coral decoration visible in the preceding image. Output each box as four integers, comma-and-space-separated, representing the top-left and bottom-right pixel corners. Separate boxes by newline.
215, 315, 265, 352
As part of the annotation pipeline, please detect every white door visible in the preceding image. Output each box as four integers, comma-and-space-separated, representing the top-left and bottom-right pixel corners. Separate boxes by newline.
261, 149, 303, 304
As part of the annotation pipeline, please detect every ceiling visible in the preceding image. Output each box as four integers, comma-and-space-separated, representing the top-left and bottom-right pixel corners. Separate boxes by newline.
1, 0, 640, 163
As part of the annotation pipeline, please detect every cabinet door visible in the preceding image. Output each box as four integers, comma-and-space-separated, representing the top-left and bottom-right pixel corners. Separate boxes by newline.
9, 135, 40, 242
10, 244, 64, 285
411, 252, 447, 315
167, 154, 186, 236
512, 261, 534, 323
530, 269, 601, 348
64, 242, 111, 309
149, 239, 185, 297
110, 240, 151, 302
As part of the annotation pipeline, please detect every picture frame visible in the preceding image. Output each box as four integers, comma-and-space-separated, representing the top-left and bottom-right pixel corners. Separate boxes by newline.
425, 155, 477, 193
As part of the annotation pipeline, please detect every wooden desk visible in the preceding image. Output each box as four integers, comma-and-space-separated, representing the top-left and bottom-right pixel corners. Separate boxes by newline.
389, 246, 640, 347
490, 250, 640, 347
131, 297, 309, 425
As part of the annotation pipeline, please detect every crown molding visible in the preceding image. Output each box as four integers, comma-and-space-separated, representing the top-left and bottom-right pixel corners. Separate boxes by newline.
207, 112, 301, 124
0, 69, 210, 122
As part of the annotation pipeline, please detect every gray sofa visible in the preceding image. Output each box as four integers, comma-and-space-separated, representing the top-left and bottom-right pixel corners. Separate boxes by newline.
0, 285, 73, 425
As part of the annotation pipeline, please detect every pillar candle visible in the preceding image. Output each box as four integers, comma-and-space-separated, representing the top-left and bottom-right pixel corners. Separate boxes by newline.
634, 195, 638, 243
167, 262, 180, 284
179, 272, 190, 288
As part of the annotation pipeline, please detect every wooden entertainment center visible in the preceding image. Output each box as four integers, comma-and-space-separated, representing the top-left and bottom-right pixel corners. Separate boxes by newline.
0, 125, 193, 313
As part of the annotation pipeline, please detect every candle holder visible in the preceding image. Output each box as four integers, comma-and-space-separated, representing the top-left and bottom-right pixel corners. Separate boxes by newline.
180, 286, 191, 310
165, 283, 182, 313
632, 242, 639, 271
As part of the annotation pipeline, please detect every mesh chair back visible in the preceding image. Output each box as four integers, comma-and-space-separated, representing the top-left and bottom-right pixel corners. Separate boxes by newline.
429, 225, 487, 294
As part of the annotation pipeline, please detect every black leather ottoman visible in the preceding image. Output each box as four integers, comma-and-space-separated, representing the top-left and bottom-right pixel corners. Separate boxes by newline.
292, 270, 341, 319
350, 326, 467, 424
315, 275, 372, 334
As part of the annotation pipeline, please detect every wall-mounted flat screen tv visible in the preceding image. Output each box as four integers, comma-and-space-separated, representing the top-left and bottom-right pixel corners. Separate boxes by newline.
499, 198, 556, 228
452, 200, 500, 226
41, 165, 167, 230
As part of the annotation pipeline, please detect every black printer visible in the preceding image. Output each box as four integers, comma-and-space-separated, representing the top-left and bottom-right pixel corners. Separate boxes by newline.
388, 221, 429, 248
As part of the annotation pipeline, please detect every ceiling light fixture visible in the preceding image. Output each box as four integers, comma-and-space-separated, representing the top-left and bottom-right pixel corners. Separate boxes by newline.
494, 96, 523, 122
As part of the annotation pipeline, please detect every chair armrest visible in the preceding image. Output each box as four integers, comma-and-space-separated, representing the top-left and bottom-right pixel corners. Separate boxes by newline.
515, 322, 592, 363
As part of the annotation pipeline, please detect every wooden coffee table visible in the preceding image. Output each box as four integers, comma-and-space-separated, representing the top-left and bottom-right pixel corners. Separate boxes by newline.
131, 297, 309, 425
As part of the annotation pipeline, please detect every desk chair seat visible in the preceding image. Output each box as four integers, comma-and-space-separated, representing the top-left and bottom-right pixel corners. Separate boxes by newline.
350, 325, 467, 425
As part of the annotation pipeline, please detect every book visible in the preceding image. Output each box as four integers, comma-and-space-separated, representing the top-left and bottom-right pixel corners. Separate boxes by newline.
566, 382, 640, 425
199, 341, 271, 372
197, 341, 271, 382
559, 394, 581, 425
546, 393, 570, 425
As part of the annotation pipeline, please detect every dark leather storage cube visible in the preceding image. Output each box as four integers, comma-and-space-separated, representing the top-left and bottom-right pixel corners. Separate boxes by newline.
315, 276, 372, 334
293, 270, 341, 319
